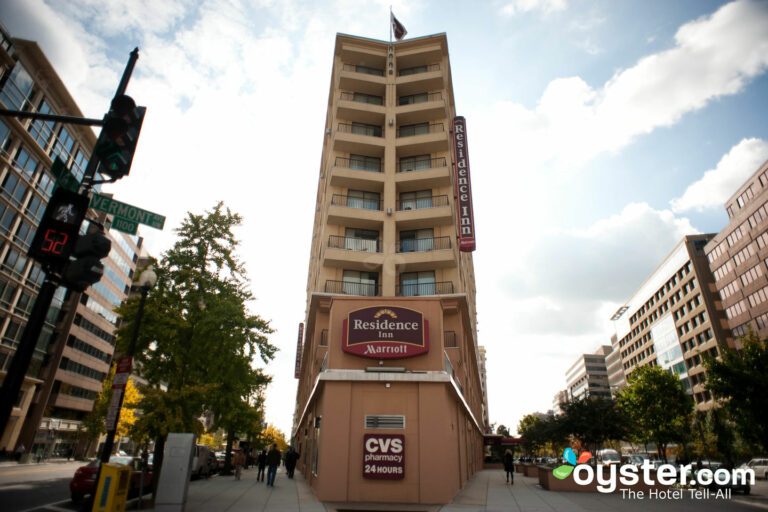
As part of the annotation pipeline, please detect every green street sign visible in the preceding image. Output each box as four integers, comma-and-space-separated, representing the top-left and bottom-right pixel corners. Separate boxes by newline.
90, 193, 166, 230
107, 217, 138, 235
50, 157, 80, 193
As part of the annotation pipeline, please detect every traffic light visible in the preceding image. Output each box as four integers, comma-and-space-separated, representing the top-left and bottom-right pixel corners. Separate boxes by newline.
27, 188, 89, 268
94, 94, 146, 179
62, 231, 112, 292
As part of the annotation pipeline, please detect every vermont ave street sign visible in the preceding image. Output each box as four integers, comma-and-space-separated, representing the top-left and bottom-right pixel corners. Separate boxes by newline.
90, 193, 166, 230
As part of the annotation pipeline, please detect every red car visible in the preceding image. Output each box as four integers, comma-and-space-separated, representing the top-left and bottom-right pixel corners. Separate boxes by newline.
69, 455, 152, 502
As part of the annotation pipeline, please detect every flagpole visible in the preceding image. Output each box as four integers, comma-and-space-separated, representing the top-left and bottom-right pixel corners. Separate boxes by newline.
389, 6, 393, 44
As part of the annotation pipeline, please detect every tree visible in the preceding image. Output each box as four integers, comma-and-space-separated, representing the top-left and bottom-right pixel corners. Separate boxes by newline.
615, 365, 693, 461
560, 397, 625, 455
495, 424, 510, 437
704, 331, 768, 453
258, 424, 288, 451
115, 203, 276, 498
518, 414, 545, 454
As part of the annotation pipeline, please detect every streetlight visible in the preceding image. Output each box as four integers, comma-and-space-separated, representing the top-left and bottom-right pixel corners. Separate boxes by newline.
99, 265, 157, 463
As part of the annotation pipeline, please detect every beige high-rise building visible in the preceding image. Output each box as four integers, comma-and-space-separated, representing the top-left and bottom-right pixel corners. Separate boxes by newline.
292, 33, 486, 505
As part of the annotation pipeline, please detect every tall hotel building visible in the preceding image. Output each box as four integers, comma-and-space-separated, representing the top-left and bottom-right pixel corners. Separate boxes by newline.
293, 33, 486, 505
705, 159, 768, 341
0, 28, 141, 459
610, 235, 732, 409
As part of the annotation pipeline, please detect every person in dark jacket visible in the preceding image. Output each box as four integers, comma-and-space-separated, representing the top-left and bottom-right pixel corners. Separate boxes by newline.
266, 444, 281, 486
284, 447, 300, 478
256, 449, 267, 482
504, 449, 515, 484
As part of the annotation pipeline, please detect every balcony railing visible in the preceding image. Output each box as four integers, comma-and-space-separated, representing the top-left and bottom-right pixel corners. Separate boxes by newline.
338, 123, 383, 137
325, 280, 381, 296
340, 92, 383, 105
328, 235, 381, 253
398, 92, 442, 105
397, 123, 444, 138
335, 156, 382, 172
396, 157, 446, 172
331, 194, 383, 211
444, 331, 457, 348
398, 63, 440, 76
319, 329, 328, 347
396, 281, 454, 296
396, 236, 451, 253
396, 195, 448, 211
342, 64, 385, 77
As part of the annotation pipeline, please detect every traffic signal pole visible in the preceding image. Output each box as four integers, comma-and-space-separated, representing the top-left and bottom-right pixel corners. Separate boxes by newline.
0, 49, 140, 438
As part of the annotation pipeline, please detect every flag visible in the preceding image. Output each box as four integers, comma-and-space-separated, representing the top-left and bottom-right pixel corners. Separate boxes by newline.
391, 12, 407, 41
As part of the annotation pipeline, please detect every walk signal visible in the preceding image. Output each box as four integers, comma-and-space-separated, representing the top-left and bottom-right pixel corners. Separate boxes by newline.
27, 188, 89, 268
94, 94, 146, 179
62, 231, 112, 292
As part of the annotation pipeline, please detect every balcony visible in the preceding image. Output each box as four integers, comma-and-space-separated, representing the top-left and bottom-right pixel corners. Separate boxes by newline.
336, 156, 381, 172
334, 122, 386, 154
332, 194, 382, 211
327, 194, 384, 229
340, 64, 386, 96
329, 235, 381, 253
338, 92, 385, 125
396, 157, 446, 172
325, 280, 381, 296
343, 63, 384, 77
397, 92, 445, 125
396, 281, 454, 296
395, 123, 449, 154
396, 236, 451, 253
395, 157, 451, 190
444, 331, 457, 348
396, 195, 448, 211
396, 64, 443, 96
330, 156, 385, 190
397, 123, 444, 138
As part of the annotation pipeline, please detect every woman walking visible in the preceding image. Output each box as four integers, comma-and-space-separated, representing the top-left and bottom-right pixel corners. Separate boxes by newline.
504, 449, 515, 484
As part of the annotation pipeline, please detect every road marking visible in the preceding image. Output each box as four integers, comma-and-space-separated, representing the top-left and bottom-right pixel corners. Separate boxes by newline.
15, 498, 71, 512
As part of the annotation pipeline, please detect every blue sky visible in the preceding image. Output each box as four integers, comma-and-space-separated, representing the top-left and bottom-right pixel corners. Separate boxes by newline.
2, 0, 767, 438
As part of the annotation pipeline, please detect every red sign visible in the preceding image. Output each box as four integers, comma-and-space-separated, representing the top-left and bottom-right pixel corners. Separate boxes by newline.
363, 434, 404, 479
111, 357, 133, 390
294, 323, 304, 379
342, 306, 429, 359
452, 116, 476, 252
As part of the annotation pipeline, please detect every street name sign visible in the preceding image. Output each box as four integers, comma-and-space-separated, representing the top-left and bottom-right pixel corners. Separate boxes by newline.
90, 193, 166, 232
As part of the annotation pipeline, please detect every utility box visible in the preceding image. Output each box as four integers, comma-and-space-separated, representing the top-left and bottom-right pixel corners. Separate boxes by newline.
154, 433, 195, 512
91, 463, 130, 512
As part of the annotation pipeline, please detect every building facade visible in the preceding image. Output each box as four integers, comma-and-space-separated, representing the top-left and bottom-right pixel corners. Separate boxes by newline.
610, 235, 732, 409
0, 30, 141, 459
704, 158, 768, 342
292, 33, 486, 505
564, 345, 612, 402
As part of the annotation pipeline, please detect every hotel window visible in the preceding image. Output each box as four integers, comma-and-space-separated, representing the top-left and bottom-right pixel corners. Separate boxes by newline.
399, 65, 428, 76
344, 228, 379, 252
398, 122, 429, 137
0, 204, 15, 236
399, 92, 429, 105
2, 247, 28, 280
0, 63, 33, 110
350, 64, 383, 76
35, 171, 55, 200
350, 122, 382, 137
71, 149, 89, 180
400, 228, 434, 252
28, 99, 55, 150
399, 190, 433, 210
24, 194, 43, 223
352, 92, 382, 105
399, 270, 436, 296
13, 219, 34, 249
50, 126, 75, 164
399, 154, 431, 171
342, 270, 378, 296
346, 190, 380, 210
1, 172, 29, 208
349, 154, 381, 172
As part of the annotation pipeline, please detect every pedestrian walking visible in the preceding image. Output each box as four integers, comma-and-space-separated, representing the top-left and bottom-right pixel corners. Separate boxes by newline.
285, 447, 300, 478
14, 443, 25, 462
503, 449, 515, 484
266, 443, 281, 486
233, 450, 245, 480
256, 449, 267, 482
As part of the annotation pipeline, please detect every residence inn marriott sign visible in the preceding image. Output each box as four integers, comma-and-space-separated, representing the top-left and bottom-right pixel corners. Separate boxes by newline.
343, 307, 429, 358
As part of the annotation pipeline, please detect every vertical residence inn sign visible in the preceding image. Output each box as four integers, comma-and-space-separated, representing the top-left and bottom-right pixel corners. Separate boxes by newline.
452, 116, 476, 252
343, 306, 429, 359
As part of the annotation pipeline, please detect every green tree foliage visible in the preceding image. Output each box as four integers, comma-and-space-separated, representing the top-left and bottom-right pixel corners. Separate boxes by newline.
560, 397, 625, 454
615, 365, 693, 461
114, 203, 276, 496
495, 424, 510, 437
704, 331, 768, 453
518, 414, 545, 453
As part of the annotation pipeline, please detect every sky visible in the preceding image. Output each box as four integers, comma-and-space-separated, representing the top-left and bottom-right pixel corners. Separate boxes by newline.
2, 0, 768, 438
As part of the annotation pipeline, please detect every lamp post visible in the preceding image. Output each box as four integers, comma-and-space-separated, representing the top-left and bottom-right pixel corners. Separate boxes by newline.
100, 266, 157, 463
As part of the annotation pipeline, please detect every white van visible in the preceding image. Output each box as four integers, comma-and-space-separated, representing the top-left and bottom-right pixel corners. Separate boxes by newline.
596, 449, 621, 467
191, 445, 214, 479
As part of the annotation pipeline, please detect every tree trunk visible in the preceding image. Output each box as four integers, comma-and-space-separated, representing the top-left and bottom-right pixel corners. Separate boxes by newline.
223, 426, 234, 475
150, 435, 166, 504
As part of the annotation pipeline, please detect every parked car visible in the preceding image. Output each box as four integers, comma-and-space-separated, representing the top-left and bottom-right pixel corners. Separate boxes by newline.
745, 458, 768, 480
69, 455, 152, 502
686, 461, 751, 494
215, 451, 226, 470
622, 454, 649, 468
596, 449, 621, 467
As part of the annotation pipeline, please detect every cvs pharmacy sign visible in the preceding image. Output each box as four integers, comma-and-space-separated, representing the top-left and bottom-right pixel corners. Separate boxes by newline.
363, 434, 405, 480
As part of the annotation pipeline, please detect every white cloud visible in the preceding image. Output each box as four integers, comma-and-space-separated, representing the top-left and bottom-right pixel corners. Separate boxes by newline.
501, 0, 567, 16
670, 138, 768, 213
